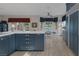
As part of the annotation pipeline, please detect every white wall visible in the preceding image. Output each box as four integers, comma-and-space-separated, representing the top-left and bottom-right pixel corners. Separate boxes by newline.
57, 16, 63, 35
0, 15, 41, 31
0, 15, 63, 32
0, 15, 59, 31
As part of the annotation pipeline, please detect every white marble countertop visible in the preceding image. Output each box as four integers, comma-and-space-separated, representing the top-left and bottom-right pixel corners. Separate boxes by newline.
0, 31, 45, 37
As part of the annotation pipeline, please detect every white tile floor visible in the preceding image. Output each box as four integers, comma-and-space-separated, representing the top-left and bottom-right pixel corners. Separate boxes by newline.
10, 34, 74, 56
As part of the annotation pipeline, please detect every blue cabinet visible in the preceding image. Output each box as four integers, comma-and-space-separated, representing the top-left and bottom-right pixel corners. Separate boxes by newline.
0, 22, 3, 32
0, 36, 9, 56
0, 33, 44, 55
15, 34, 26, 50
72, 11, 78, 55
15, 34, 44, 51
0, 21, 8, 32
34, 34, 44, 50
69, 11, 78, 55
66, 3, 76, 11
64, 16, 68, 45
8, 34, 15, 54
0, 34, 15, 56
69, 14, 74, 50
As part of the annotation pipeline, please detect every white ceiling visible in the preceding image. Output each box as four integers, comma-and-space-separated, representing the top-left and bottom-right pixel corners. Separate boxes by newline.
0, 3, 66, 16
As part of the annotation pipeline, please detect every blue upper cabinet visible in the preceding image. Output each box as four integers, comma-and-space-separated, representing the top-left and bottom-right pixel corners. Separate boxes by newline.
66, 3, 76, 11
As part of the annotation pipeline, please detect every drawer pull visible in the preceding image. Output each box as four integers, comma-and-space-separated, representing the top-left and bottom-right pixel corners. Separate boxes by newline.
26, 42, 31, 44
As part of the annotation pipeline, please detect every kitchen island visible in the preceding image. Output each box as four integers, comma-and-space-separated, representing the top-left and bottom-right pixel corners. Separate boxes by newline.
0, 31, 45, 56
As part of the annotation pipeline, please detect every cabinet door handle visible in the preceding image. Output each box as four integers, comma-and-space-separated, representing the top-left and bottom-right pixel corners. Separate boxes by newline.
26, 42, 31, 44
1, 38, 3, 40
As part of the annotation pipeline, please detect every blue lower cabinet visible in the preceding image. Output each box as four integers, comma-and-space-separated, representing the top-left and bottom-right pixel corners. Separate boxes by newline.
34, 34, 44, 50
8, 34, 15, 54
0, 36, 9, 56
11, 34, 15, 51
0, 33, 44, 55
15, 34, 44, 51
15, 34, 26, 50
0, 34, 15, 56
15, 34, 34, 50
28, 34, 44, 50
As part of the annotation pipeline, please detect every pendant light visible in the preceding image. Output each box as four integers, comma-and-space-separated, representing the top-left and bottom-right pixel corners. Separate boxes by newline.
46, 6, 53, 18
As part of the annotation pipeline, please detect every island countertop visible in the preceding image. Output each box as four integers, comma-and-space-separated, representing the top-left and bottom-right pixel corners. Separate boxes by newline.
0, 31, 45, 37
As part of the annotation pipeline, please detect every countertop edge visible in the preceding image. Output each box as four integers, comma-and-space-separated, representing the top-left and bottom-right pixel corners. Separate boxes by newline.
0, 31, 45, 37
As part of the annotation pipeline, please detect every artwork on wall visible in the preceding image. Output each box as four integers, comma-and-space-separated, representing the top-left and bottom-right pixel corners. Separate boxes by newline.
32, 22, 37, 28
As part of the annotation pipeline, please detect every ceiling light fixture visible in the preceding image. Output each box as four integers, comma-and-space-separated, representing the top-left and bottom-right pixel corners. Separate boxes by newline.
47, 6, 53, 18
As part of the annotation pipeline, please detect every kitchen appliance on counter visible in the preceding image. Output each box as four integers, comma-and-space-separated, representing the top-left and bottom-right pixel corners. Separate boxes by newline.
0, 21, 8, 32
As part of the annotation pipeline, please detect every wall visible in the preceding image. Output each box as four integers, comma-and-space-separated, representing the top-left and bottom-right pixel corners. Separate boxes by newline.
57, 16, 63, 35
0, 15, 62, 32
0, 15, 41, 31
